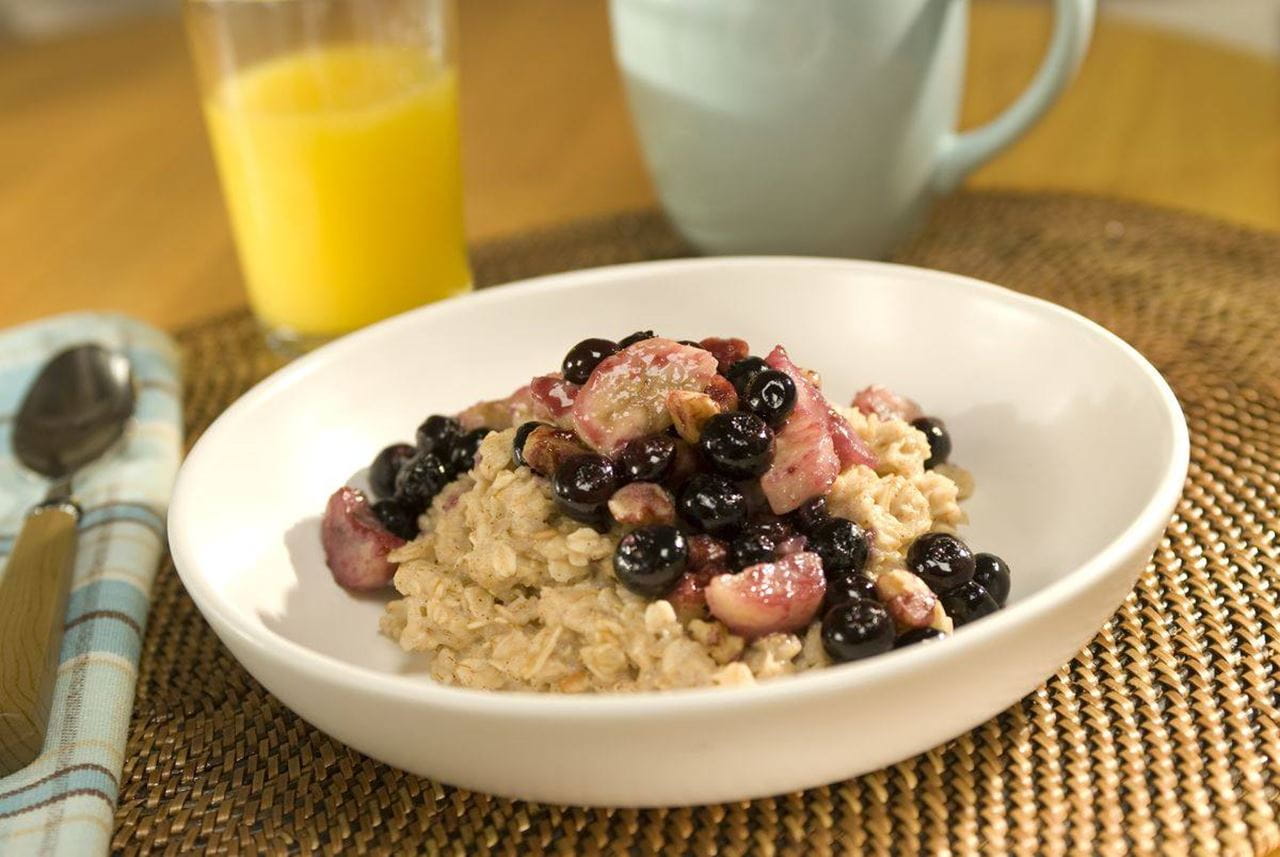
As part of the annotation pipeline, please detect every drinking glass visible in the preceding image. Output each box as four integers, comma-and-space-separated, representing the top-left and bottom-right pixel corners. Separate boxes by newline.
185, 0, 470, 354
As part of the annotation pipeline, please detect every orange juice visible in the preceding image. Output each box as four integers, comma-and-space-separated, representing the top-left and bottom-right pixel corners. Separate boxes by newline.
205, 45, 470, 340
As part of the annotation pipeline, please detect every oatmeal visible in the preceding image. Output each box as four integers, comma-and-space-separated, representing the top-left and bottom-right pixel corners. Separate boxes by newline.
321, 331, 1012, 692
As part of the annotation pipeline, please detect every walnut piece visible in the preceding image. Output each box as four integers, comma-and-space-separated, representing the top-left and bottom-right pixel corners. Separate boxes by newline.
667, 389, 723, 444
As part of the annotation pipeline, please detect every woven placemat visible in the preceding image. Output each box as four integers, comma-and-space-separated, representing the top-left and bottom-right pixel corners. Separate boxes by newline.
113, 191, 1280, 856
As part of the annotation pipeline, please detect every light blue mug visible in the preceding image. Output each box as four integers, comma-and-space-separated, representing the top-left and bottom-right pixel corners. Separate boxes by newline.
609, 0, 1096, 258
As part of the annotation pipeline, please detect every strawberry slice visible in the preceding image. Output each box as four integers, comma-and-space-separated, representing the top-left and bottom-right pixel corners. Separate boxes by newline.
321, 487, 405, 591
456, 383, 537, 430
529, 373, 580, 427
852, 384, 923, 423
704, 551, 827, 638
571, 338, 718, 454
698, 337, 750, 373
828, 407, 877, 471
760, 346, 841, 514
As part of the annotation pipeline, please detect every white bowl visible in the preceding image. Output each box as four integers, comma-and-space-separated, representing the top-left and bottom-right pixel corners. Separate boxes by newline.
170, 257, 1188, 807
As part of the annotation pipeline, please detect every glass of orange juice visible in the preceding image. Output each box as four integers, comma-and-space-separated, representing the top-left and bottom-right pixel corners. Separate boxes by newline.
185, 0, 470, 354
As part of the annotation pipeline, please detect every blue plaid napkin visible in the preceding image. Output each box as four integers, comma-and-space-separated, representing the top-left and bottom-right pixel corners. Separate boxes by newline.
0, 313, 181, 856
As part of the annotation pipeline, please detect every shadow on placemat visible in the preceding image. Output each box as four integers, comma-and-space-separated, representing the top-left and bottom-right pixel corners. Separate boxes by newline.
115, 191, 1280, 855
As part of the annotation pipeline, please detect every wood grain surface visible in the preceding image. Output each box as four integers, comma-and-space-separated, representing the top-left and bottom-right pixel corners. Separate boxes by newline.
0, 0, 1276, 331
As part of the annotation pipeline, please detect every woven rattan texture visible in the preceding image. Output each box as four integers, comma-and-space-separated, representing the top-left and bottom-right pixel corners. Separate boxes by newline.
113, 192, 1280, 855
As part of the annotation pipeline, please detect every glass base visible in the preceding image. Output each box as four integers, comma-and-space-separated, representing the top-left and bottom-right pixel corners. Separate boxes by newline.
260, 322, 341, 358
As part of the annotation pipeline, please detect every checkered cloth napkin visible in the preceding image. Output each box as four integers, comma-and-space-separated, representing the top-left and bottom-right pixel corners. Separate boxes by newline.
0, 314, 181, 856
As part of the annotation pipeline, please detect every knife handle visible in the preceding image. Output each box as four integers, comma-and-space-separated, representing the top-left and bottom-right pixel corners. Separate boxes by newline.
0, 501, 79, 776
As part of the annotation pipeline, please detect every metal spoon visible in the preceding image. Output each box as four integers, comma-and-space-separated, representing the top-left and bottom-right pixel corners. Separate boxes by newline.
0, 344, 135, 775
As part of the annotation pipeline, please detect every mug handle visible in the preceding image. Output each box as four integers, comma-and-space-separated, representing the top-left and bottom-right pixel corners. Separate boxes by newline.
932, 0, 1096, 193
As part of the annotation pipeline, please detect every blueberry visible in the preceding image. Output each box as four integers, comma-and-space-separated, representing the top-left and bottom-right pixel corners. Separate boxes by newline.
369, 443, 415, 499
910, 417, 952, 469
742, 369, 796, 428
907, 532, 975, 594
729, 532, 778, 570
940, 580, 999, 626
613, 525, 688, 596
743, 518, 792, 543
449, 427, 491, 475
512, 420, 546, 468
698, 411, 775, 479
809, 518, 870, 575
553, 454, 619, 525
821, 600, 895, 663
395, 451, 451, 510
790, 496, 831, 534
895, 627, 948, 648
372, 498, 419, 540
561, 337, 619, 385
416, 414, 461, 453
618, 434, 677, 483
972, 552, 1011, 606
618, 330, 656, 348
824, 570, 877, 609
676, 473, 748, 536
723, 356, 768, 397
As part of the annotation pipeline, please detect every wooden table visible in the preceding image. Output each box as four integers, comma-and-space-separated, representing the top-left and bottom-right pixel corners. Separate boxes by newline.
1, 0, 1277, 331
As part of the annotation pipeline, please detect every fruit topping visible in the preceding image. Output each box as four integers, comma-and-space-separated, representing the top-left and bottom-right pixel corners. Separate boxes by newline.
972, 552, 1011, 606
701, 374, 740, 411
613, 525, 688, 596
552, 453, 619, 527
561, 337, 620, 385
322, 486, 405, 591
940, 580, 999, 626
895, 627, 948, 648
821, 599, 895, 663
607, 482, 677, 526
511, 420, 546, 468
529, 374, 580, 425
698, 411, 775, 479
907, 532, 975, 594
823, 571, 877, 609
828, 407, 877, 471
416, 414, 461, 453
729, 531, 779, 570
520, 425, 587, 477
369, 443, 414, 499
790, 496, 831, 534
698, 337, 750, 373
667, 438, 700, 488
705, 551, 826, 638
808, 517, 870, 575
448, 427, 492, 475
571, 338, 719, 454
852, 385, 923, 423
874, 569, 940, 631
742, 369, 796, 428
667, 389, 723, 444
759, 345, 841, 513
687, 533, 729, 570
910, 416, 952, 469
618, 330, 657, 348
395, 451, 451, 512
723, 356, 768, 397
617, 433, 678, 483
775, 534, 809, 556
371, 497, 420, 541
676, 473, 748, 536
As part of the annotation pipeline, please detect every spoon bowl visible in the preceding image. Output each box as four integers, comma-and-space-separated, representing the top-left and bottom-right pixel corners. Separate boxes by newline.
13, 344, 135, 479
